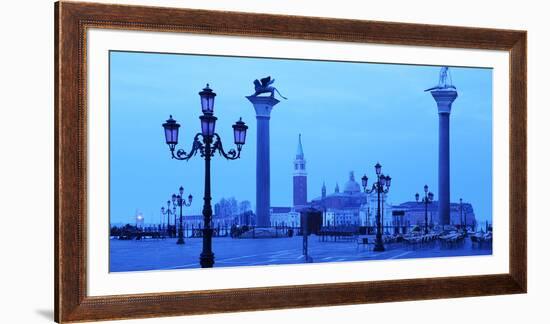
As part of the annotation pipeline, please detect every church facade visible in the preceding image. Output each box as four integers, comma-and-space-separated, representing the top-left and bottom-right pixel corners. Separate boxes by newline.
266, 134, 477, 230
270, 134, 393, 227
310, 172, 392, 227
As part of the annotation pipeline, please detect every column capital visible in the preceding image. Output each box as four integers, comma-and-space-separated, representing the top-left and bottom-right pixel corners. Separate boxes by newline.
430, 89, 458, 114
247, 95, 280, 118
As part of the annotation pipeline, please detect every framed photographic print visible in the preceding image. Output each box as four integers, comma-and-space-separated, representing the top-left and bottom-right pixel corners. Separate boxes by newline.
55, 1, 527, 322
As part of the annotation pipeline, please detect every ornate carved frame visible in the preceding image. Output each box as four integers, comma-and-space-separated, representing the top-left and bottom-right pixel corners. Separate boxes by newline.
55, 1, 527, 322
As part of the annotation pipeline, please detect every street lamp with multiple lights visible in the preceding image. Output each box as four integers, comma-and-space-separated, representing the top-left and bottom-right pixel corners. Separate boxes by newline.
160, 201, 176, 237
172, 186, 193, 245
459, 198, 466, 233
162, 84, 248, 268
361, 162, 391, 252
415, 185, 434, 234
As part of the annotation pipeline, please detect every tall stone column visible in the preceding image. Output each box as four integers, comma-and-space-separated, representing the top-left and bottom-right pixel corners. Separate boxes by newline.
430, 89, 458, 226
247, 96, 280, 227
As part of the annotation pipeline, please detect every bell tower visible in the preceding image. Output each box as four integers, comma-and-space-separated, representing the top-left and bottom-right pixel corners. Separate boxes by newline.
293, 134, 308, 210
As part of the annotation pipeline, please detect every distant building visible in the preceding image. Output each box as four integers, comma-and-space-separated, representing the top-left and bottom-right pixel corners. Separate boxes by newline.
274, 136, 394, 227
265, 135, 308, 228
293, 134, 308, 210
183, 214, 237, 228
268, 134, 479, 230
270, 207, 300, 227
392, 201, 476, 228
310, 171, 392, 227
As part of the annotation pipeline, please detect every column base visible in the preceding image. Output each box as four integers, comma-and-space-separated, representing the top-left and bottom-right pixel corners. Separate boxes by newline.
298, 255, 313, 263
373, 242, 385, 252
200, 253, 215, 268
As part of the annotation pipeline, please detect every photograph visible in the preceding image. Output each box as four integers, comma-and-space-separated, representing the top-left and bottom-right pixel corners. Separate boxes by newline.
108, 51, 493, 272
2, 0, 531, 322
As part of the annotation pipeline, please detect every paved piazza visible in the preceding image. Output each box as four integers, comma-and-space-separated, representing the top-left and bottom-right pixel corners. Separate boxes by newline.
110, 235, 492, 272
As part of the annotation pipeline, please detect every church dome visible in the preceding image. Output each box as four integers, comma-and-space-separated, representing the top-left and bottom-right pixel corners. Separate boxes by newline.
343, 171, 361, 194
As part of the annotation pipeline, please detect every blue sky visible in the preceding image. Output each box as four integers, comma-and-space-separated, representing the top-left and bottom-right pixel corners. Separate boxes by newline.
109, 51, 492, 225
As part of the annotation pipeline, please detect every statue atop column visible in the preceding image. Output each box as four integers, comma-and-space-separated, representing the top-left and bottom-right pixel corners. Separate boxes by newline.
245, 76, 285, 232
251, 76, 288, 99
426, 67, 458, 226
424, 67, 456, 92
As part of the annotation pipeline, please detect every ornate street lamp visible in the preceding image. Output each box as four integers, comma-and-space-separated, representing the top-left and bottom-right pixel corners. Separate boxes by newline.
160, 206, 166, 233
459, 198, 466, 233
173, 186, 193, 245
162, 84, 248, 268
361, 162, 391, 252
160, 200, 175, 237
415, 185, 434, 234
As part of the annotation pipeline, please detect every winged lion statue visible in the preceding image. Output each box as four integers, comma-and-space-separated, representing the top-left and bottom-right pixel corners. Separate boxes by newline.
251, 76, 287, 99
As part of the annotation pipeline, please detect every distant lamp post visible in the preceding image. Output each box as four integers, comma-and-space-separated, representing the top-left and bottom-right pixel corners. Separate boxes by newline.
160, 200, 176, 237
162, 84, 248, 268
173, 186, 193, 245
160, 206, 166, 232
361, 162, 391, 252
415, 185, 434, 234
171, 194, 177, 236
459, 198, 465, 232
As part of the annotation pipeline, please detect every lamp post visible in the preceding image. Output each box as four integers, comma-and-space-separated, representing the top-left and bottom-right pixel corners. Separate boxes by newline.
170, 194, 177, 236
162, 84, 248, 268
161, 208, 166, 233
415, 185, 434, 234
361, 162, 391, 252
459, 198, 465, 233
159, 208, 164, 233
160, 200, 176, 237
173, 186, 193, 245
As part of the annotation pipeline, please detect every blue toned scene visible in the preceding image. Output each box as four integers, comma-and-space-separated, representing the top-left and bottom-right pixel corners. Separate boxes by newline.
109, 51, 493, 272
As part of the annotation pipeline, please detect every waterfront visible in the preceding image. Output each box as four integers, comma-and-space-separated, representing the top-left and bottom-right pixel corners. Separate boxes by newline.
110, 235, 492, 272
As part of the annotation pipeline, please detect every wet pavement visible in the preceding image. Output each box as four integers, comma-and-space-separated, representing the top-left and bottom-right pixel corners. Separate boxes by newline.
110, 235, 492, 272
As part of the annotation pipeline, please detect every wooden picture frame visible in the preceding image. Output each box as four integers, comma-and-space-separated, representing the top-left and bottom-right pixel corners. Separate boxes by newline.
55, 1, 527, 322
